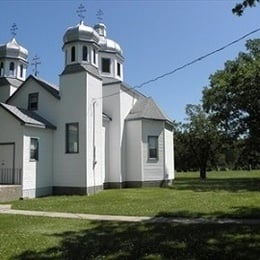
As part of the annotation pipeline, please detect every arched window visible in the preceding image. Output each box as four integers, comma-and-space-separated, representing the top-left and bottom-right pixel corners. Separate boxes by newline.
0, 62, 4, 76
20, 64, 23, 78
93, 49, 96, 64
9, 62, 15, 76
82, 46, 88, 61
71, 46, 76, 62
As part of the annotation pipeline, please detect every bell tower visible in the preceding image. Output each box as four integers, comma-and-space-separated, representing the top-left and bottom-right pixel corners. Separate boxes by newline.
0, 23, 28, 102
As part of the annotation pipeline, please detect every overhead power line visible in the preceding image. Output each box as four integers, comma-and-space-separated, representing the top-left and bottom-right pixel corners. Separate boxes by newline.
97, 27, 260, 101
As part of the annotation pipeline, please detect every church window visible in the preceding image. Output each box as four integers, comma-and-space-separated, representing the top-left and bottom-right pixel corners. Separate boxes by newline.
117, 62, 121, 77
102, 58, 110, 73
30, 138, 39, 161
9, 62, 15, 76
82, 46, 88, 61
20, 64, 23, 78
0, 62, 4, 76
148, 136, 158, 160
66, 123, 79, 153
71, 46, 76, 62
28, 93, 39, 111
93, 49, 96, 64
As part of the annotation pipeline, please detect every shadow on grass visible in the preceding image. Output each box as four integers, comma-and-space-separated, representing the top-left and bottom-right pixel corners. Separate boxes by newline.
171, 177, 260, 192
156, 206, 260, 219
14, 219, 260, 260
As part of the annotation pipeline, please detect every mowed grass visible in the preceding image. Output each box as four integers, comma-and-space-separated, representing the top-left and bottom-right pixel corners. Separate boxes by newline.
0, 214, 260, 259
9, 170, 260, 219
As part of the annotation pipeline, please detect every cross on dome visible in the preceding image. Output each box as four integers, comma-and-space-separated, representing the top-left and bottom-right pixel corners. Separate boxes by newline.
31, 55, 41, 77
10, 23, 18, 38
76, 3, 86, 22
96, 9, 104, 23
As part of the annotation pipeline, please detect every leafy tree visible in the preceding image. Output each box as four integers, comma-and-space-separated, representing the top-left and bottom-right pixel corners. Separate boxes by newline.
181, 104, 222, 179
173, 122, 197, 172
203, 39, 260, 167
232, 0, 259, 15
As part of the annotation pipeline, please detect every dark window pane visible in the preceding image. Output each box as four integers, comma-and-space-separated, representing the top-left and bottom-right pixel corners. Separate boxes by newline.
28, 93, 39, 111
148, 136, 158, 159
66, 123, 79, 153
82, 46, 88, 61
30, 138, 39, 161
71, 46, 76, 62
102, 58, 110, 73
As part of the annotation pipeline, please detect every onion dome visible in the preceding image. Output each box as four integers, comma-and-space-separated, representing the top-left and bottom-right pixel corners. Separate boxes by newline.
94, 23, 123, 56
63, 21, 100, 45
0, 38, 28, 62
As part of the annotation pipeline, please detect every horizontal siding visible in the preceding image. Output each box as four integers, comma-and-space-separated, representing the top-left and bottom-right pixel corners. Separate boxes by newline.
142, 120, 164, 181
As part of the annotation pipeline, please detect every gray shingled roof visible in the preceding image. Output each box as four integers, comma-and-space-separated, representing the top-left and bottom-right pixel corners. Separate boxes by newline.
61, 63, 101, 79
31, 75, 60, 99
126, 97, 171, 122
6, 75, 60, 103
0, 103, 56, 129
0, 77, 23, 88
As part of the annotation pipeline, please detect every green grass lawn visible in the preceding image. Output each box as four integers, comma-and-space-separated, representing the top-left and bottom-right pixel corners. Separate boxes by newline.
1, 170, 260, 259
9, 170, 260, 219
0, 214, 260, 259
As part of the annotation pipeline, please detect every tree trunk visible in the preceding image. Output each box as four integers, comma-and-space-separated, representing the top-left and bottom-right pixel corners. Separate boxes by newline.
200, 168, 207, 179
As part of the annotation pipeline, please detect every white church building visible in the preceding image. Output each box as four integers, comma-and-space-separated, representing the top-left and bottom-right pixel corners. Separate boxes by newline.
0, 18, 174, 198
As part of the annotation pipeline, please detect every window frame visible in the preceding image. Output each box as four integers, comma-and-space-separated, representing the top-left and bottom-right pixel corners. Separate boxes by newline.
148, 136, 159, 160
28, 92, 39, 111
30, 138, 39, 161
9, 62, 15, 76
71, 46, 76, 62
117, 62, 121, 77
93, 49, 96, 64
101, 58, 111, 73
65, 123, 79, 154
0, 62, 4, 76
82, 46, 88, 61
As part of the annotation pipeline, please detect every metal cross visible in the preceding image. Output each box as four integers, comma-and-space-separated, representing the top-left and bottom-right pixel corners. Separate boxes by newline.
10, 23, 18, 38
31, 55, 41, 77
77, 3, 86, 22
96, 9, 104, 23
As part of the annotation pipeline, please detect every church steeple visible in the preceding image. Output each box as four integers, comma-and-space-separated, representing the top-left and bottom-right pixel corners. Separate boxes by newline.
0, 23, 28, 102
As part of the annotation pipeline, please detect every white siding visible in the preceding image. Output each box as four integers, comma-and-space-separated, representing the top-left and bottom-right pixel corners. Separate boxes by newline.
53, 72, 87, 187
164, 125, 175, 181
103, 82, 139, 183
142, 120, 165, 181
86, 74, 103, 190
103, 83, 121, 183
125, 120, 142, 181
0, 108, 23, 171
8, 77, 59, 124
23, 127, 53, 198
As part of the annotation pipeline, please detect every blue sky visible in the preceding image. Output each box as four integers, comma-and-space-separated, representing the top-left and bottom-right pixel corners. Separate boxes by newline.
0, 0, 259, 122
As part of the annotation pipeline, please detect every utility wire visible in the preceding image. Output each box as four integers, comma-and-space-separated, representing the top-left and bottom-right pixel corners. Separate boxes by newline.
96, 27, 260, 101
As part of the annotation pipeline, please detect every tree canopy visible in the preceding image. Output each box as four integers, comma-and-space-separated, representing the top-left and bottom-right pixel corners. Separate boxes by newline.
202, 39, 260, 165
232, 0, 259, 15
174, 105, 222, 178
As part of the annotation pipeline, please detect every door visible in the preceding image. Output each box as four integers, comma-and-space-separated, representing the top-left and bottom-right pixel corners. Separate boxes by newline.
0, 143, 15, 184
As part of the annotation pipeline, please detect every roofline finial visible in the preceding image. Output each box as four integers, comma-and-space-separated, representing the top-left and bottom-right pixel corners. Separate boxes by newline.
10, 23, 18, 39
76, 3, 86, 23
96, 9, 104, 24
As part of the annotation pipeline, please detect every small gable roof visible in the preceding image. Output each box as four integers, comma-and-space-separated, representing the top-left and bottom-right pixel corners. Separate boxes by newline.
126, 97, 172, 124
0, 77, 23, 87
0, 103, 56, 129
6, 74, 60, 103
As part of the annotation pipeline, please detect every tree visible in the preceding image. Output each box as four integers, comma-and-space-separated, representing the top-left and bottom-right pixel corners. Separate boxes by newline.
232, 0, 259, 15
203, 39, 260, 167
182, 104, 222, 179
